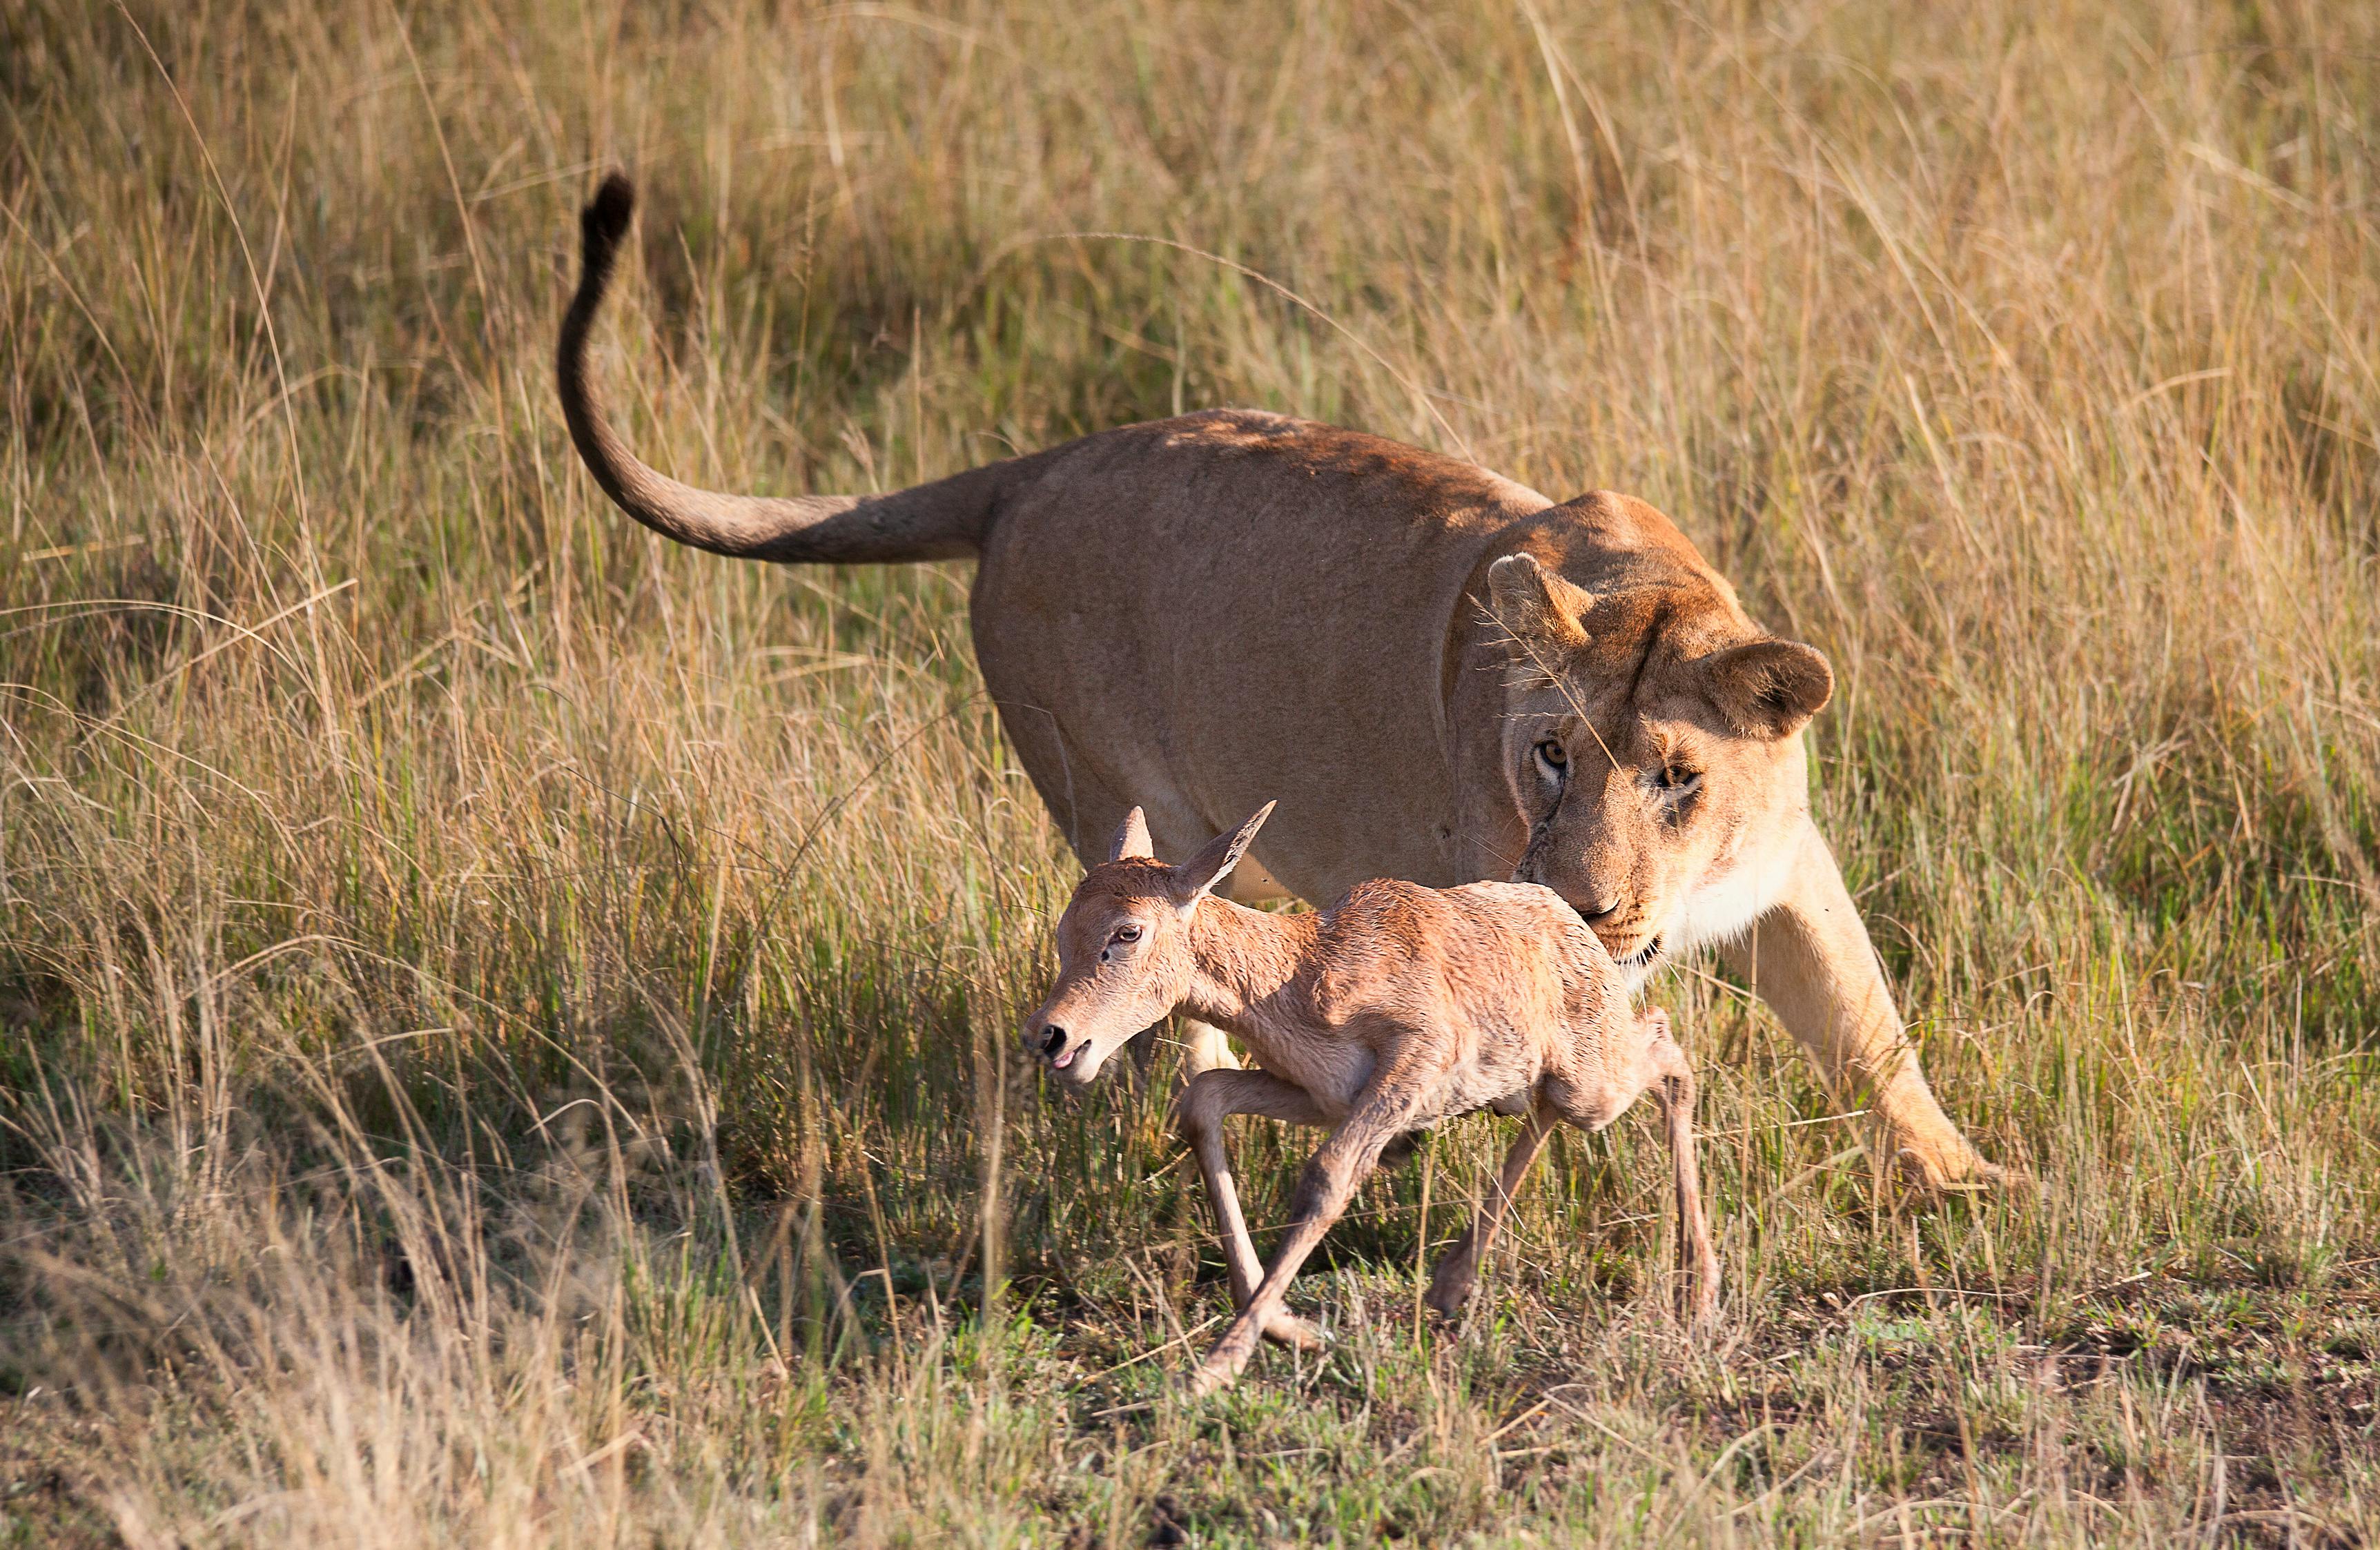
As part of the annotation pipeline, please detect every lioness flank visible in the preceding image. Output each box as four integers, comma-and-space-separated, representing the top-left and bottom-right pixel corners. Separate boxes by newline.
557, 173, 2002, 1192
1026, 802, 1719, 1394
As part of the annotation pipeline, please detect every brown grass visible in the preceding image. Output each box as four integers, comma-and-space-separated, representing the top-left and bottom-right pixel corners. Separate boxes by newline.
3, 0, 2377, 1542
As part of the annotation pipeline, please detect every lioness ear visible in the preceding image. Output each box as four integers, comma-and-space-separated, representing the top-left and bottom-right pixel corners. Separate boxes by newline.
1173, 801, 1276, 913
1486, 553, 1594, 660
1108, 806, 1154, 862
1701, 640, 1834, 738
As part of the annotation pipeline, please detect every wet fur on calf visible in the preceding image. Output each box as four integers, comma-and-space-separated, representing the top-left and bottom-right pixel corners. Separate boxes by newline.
556, 174, 2001, 1197
1024, 802, 1722, 1395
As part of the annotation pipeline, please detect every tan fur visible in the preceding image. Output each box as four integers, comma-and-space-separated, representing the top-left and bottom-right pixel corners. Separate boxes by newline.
1025, 804, 1720, 1393
557, 175, 2000, 1192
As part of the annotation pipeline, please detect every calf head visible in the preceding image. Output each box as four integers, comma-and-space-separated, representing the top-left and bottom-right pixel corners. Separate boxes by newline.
1026, 803, 1274, 1088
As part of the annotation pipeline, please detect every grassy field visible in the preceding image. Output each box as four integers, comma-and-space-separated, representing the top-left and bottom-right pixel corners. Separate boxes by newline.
3, 0, 2379, 1542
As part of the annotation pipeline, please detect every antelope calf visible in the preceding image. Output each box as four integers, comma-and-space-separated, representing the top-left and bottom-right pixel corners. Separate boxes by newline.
1026, 801, 1721, 1395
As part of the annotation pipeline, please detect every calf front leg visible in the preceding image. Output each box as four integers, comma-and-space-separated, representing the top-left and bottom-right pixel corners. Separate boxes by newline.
1423, 1097, 1555, 1322
1189, 1079, 1426, 1395
1176, 1069, 1329, 1351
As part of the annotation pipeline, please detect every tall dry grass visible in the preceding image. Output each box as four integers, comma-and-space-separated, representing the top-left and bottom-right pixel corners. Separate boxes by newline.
2, 0, 2377, 1542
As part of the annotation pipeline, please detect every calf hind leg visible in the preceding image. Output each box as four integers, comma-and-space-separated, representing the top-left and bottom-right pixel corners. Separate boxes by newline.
1543, 1010, 1721, 1324
1183, 1017, 1241, 1073
1639, 1012, 1721, 1324
1423, 1099, 1555, 1321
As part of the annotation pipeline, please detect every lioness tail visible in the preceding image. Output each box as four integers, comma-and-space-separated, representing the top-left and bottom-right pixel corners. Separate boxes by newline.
557, 173, 1005, 564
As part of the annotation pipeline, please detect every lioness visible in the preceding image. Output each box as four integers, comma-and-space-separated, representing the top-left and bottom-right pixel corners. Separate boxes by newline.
557, 175, 2000, 1191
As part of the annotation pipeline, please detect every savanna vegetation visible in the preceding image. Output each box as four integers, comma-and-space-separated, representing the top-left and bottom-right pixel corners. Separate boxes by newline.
3, 0, 2377, 1542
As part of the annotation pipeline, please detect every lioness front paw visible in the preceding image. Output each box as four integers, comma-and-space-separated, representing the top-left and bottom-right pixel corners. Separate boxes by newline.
1893, 1136, 2013, 1195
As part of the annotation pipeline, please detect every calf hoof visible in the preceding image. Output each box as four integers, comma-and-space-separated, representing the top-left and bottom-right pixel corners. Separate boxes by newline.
1187, 1359, 1232, 1398
1187, 1326, 1263, 1396
1681, 1264, 1722, 1328
1263, 1311, 1325, 1351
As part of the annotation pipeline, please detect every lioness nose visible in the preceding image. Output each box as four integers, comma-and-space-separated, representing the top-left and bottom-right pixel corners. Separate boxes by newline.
1039, 1024, 1069, 1057
1581, 898, 1622, 923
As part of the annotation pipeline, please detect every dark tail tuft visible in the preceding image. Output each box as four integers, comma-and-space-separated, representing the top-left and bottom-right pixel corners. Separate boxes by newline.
579, 173, 636, 286
556, 168, 1006, 564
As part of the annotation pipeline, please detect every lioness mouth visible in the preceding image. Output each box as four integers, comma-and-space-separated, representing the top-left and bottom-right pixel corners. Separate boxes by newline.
1616, 936, 1664, 971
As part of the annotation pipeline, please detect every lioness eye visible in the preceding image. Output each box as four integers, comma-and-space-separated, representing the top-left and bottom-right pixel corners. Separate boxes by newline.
1534, 739, 1568, 774
1655, 766, 1703, 796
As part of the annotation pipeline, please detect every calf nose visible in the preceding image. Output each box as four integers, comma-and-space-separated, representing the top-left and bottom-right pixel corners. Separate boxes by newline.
1038, 1024, 1069, 1057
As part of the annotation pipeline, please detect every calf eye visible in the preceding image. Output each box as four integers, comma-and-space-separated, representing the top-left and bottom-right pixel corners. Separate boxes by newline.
1113, 924, 1143, 943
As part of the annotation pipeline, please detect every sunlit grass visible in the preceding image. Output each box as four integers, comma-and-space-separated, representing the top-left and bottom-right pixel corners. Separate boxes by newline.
2, 0, 2377, 1542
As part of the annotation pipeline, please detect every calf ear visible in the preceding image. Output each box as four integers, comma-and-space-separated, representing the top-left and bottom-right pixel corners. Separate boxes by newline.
1174, 802, 1276, 912
1486, 553, 1594, 680
1701, 640, 1834, 738
1109, 806, 1154, 861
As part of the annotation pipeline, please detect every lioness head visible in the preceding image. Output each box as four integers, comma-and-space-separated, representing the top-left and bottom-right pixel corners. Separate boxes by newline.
1480, 514, 1832, 982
